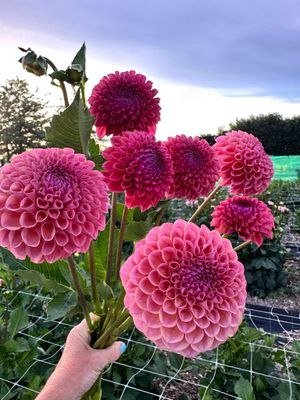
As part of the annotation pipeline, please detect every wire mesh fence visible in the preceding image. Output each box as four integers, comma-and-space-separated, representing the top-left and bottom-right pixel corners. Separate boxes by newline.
1, 288, 299, 400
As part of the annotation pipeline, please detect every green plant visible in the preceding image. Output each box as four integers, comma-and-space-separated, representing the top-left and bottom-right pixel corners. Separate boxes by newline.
198, 324, 300, 399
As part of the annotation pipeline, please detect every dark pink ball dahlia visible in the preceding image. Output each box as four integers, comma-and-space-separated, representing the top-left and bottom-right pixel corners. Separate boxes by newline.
120, 220, 246, 357
102, 131, 173, 211
0, 148, 109, 263
165, 135, 220, 200
213, 130, 273, 195
211, 196, 274, 246
89, 71, 161, 139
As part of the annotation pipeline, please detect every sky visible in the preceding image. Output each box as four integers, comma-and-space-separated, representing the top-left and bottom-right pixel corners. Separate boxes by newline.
1, 0, 300, 139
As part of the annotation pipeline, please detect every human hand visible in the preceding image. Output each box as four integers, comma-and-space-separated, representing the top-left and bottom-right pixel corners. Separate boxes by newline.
36, 316, 126, 400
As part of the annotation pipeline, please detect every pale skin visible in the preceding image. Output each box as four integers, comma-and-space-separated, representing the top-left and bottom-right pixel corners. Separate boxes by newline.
36, 317, 125, 400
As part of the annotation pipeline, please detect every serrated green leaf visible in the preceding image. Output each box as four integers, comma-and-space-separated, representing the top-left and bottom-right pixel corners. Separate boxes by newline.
234, 376, 255, 400
17, 269, 70, 293
47, 291, 77, 320
46, 89, 93, 155
8, 305, 29, 338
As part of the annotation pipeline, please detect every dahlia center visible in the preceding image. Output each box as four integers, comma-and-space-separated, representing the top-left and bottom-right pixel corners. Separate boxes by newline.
233, 198, 254, 216
44, 166, 72, 190
185, 149, 202, 168
134, 148, 163, 178
171, 258, 217, 296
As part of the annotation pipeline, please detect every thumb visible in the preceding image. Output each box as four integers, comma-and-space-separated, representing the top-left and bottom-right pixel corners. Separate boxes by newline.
92, 341, 127, 371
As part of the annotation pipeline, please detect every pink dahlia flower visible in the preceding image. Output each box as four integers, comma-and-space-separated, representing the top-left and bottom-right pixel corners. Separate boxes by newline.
213, 130, 274, 195
89, 71, 161, 139
211, 196, 274, 246
120, 220, 246, 357
165, 135, 220, 200
0, 148, 109, 263
102, 131, 173, 211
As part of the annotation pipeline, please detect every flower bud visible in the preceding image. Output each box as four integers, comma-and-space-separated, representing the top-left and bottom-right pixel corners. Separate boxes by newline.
66, 64, 84, 84
19, 50, 47, 77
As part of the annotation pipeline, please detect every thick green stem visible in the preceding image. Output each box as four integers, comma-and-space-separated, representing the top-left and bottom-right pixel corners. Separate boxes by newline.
189, 185, 221, 223
45, 57, 69, 108
88, 243, 101, 314
106, 193, 118, 285
93, 310, 130, 349
233, 240, 252, 252
67, 256, 93, 332
115, 205, 128, 280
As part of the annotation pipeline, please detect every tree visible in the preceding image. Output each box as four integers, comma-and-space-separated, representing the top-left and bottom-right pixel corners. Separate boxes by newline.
229, 113, 300, 155
0, 78, 48, 165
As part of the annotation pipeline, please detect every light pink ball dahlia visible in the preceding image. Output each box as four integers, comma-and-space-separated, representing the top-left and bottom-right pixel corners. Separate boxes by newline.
89, 71, 161, 139
120, 220, 246, 357
213, 130, 274, 195
165, 135, 220, 200
211, 196, 274, 246
0, 148, 109, 263
102, 131, 173, 211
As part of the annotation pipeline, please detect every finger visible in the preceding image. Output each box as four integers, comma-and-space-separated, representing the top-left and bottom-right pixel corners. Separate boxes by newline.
70, 313, 101, 342
92, 341, 127, 370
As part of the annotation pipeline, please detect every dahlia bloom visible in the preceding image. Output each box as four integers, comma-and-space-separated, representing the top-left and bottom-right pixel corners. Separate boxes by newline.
102, 131, 173, 211
0, 148, 109, 263
120, 220, 246, 357
165, 135, 220, 200
213, 130, 273, 195
211, 196, 274, 246
89, 71, 161, 138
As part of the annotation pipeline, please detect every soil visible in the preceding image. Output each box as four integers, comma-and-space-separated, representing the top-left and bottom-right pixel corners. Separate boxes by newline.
154, 371, 200, 400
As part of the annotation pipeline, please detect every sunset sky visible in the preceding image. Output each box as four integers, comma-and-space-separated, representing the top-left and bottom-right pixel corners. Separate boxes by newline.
1, 0, 300, 140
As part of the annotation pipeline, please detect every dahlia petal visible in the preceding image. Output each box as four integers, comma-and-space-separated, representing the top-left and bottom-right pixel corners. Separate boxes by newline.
20, 212, 37, 228
1, 211, 21, 230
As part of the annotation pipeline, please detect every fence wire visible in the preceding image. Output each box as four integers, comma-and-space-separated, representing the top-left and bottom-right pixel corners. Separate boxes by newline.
0, 288, 300, 400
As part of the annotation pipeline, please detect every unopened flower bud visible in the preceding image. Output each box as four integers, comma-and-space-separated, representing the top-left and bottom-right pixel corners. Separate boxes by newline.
19, 50, 47, 77
66, 64, 84, 84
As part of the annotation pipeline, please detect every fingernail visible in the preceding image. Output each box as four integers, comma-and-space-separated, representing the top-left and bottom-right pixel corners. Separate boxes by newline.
120, 343, 127, 354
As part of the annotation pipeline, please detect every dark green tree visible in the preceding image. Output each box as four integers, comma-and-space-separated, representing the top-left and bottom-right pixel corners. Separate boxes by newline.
0, 78, 48, 165
229, 113, 300, 155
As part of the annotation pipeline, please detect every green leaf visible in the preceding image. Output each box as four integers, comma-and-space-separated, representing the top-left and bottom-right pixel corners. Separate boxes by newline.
79, 96, 94, 155
47, 291, 77, 320
71, 42, 87, 80
17, 269, 70, 293
4, 337, 31, 353
97, 280, 114, 302
49, 70, 73, 83
277, 382, 292, 399
124, 220, 153, 241
234, 376, 256, 400
46, 89, 93, 155
168, 353, 184, 370
88, 139, 105, 170
8, 305, 29, 338
116, 203, 134, 225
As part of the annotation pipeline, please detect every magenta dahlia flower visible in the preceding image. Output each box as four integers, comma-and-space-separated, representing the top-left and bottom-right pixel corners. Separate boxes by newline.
211, 196, 274, 246
0, 148, 109, 263
165, 135, 220, 200
102, 131, 173, 211
120, 220, 246, 357
89, 71, 161, 138
213, 130, 273, 195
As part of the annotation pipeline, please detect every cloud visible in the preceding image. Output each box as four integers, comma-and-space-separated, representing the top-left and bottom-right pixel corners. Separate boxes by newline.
2, 0, 300, 100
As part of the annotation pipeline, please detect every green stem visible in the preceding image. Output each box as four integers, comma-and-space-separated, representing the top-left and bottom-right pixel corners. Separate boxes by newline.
88, 243, 101, 315
45, 57, 69, 108
67, 256, 93, 332
93, 310, 129, 349
106, 192, 118, 286
115, 205, 128, 280
233, 240, 252, 252
155, 207, 166, 226
189, 185, 221, 223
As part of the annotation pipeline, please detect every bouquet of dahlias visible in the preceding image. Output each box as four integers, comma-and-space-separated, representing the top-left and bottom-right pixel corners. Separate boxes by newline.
1, 44, 274, 398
